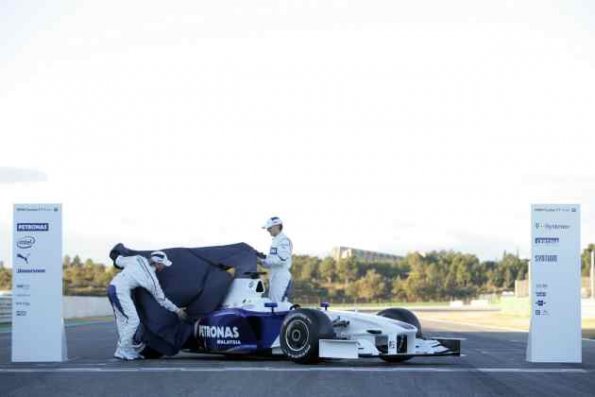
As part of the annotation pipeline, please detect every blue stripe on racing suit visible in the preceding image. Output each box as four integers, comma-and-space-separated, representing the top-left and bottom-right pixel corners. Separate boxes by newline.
282, 279, 292, 300
107, 284, 128, 319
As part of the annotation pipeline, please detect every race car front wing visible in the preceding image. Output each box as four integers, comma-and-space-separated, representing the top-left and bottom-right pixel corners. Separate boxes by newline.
318, 337, 461, 359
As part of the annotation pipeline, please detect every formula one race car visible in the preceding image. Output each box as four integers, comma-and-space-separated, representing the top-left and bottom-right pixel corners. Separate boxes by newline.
183, 273, 461, 363
110, 242, 460, 363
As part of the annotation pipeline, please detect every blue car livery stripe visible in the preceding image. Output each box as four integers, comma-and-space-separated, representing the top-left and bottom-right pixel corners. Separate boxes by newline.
196, 308, 289, 353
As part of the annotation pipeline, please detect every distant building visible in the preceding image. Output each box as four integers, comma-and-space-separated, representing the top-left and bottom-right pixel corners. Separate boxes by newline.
0, 261, 3, 269
331, 246, 402, 263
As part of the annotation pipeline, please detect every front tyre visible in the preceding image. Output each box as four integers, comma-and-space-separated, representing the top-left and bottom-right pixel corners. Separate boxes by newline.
380, 355, 412, 363
377, 308, 423, 338
280, 309, 335, 364
377, 308, 422, 364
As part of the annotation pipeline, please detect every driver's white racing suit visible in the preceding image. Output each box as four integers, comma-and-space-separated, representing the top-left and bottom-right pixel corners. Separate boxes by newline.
108, 255, 180, 360
261, 232, 293, 302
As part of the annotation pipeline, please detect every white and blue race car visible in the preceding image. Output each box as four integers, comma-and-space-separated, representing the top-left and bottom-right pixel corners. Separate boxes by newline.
184, 274, 460, 364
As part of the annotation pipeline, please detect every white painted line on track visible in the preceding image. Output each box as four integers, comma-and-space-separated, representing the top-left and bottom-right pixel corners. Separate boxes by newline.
0, 366, 589, 374
420, 317, 527, 333
420, 317, 595, 343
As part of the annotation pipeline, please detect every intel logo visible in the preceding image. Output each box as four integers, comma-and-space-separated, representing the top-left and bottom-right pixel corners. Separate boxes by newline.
16, 236, 36, 249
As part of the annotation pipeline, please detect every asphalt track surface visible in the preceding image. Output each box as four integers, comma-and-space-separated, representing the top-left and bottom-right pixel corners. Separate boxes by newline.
1, 318, 595, 397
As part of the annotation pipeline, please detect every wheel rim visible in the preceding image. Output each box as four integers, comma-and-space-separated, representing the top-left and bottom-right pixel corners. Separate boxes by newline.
285, 319, 310, 352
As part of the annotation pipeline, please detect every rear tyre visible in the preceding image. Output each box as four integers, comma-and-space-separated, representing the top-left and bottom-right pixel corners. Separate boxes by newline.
280, 309, 335, 364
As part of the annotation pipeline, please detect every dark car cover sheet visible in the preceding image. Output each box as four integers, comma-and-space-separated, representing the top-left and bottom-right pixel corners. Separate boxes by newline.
110, 242, 258, 356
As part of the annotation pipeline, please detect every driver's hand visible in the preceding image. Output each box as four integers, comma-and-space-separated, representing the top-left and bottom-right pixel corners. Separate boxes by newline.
257, 257, 270, 268
176, 308, 188, 321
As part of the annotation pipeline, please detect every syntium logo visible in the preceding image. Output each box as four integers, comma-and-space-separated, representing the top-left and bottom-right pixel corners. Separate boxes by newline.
534, 255, 558, 263
198, 325, 240, 339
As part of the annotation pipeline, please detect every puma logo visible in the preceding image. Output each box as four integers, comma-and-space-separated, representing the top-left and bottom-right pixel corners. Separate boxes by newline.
17, 253, 30, 264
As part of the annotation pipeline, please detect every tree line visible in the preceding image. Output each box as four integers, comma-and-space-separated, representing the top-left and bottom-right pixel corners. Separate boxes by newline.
0, 255, 117, 296
290, 245, 595, 303
0, 246, 593, 302
290, 251, 528, 303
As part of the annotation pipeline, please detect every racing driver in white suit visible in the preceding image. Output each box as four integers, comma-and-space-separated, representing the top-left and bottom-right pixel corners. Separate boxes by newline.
107, 251, 186, 360
257, 217, 293, 302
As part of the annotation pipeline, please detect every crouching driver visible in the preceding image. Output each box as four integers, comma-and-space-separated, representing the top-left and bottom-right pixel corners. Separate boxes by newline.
107, 250, 187, 360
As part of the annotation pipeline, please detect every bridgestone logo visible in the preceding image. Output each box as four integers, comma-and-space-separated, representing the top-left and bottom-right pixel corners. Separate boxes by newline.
198, 325, 240, 339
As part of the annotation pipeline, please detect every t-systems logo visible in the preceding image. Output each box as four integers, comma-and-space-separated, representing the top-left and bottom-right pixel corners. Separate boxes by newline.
534, 223, 569, 230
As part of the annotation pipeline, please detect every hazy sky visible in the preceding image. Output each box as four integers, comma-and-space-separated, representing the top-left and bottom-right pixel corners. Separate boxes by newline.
2, 0, 595, 265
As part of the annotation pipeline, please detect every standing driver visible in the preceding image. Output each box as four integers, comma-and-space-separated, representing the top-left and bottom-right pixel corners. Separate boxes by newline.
107, 251, 187, 360
257, 216, 293, 302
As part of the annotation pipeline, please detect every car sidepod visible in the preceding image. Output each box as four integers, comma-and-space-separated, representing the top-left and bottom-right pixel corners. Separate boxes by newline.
195, 308, 288, 354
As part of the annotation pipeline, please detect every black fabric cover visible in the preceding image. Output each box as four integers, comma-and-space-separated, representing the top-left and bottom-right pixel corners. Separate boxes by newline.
112, 242, 258, 356
186, 270, 234, 316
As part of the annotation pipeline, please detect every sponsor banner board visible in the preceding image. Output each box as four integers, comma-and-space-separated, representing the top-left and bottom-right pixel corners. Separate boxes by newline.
12, 204, 67, 362
527, 204, 581, 363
